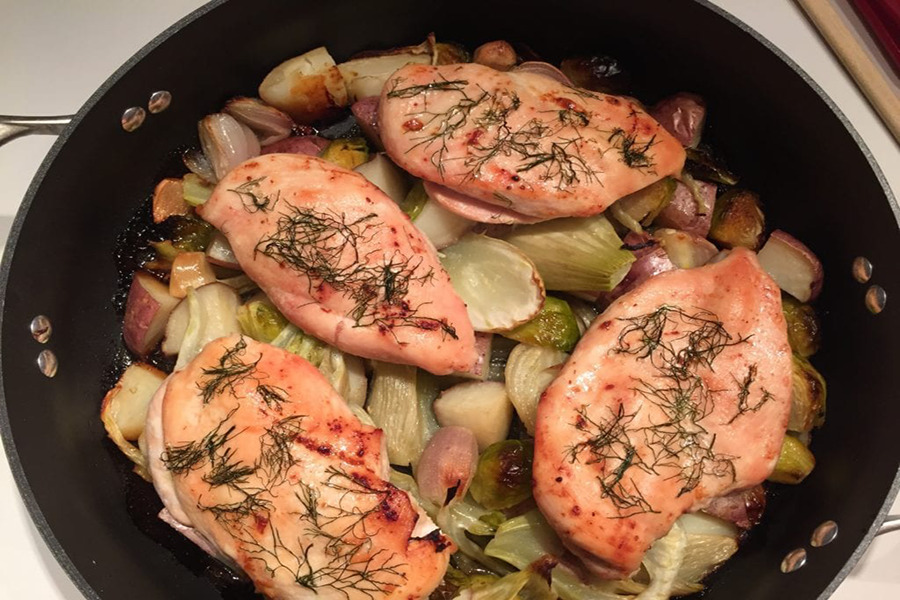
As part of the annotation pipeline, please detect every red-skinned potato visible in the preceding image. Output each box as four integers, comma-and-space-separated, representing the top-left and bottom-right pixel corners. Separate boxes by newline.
351, 97, 381, 147
655, 228, 719, 269
261, 134, 329, 156
123, 271, 180, 356
655, 180, 717, 236
161, 300, 189, 357
757, 230, 823, 302
169, 252, 217, 299
100, 363, 166, 441
152, 178, 190, 224
415, 426, 480, 508
650, 92, 707, 148
703, 485, 766, 529
597, 233, 676, 305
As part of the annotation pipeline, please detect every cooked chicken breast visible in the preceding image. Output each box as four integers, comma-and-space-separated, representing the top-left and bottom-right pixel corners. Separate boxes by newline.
533, 249, 791, 577
379, 63, 685, 221
197, 154, 476, 375
147, 335, 453, 599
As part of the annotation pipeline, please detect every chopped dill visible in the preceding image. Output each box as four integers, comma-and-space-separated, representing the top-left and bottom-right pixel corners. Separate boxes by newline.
386, 77, 469, 98
202, 446, 257, 489
728, 364, 774, 424
257, 415, 305, 489
256, 384, 289, 409
607, 127, 658, 171
256, 205, 457, 339
229, 176, 280, 213
161, 407, 242, 474
197, 338, 260, 404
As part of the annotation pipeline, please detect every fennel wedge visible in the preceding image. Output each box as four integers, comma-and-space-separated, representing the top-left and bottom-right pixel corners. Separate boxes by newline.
440, 234, 546, 332
504, 215, 634, 292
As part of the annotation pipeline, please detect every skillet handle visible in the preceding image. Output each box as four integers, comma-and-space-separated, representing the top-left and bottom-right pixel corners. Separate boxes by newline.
0, 115, 73, 148
877, 514, 900, 536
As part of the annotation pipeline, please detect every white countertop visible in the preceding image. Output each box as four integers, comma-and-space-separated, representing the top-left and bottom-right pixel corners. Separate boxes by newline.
1, 0, 899, 598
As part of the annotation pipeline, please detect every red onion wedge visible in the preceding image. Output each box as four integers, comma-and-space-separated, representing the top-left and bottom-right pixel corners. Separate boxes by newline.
261, 134, 329, 156
223, 96, 294, 145
423, 181, 543, 225
415, 426, 479, 507
198, 113, 261, 181
757, 230, 823, 302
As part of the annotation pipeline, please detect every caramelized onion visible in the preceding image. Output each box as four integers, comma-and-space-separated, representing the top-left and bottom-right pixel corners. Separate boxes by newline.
198, 113, 261, 181
223, 96, 294, 145
415, 426, 479, 507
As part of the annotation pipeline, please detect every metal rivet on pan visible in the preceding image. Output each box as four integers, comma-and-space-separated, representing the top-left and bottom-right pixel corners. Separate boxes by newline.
781, 548, 807, 573
811, 520, 839, 547
866, 285, 887, 314
37, 349, 58, 378
121, 106, 146, 132
29, 315, 52, 343
148, 90, 172, 114
852, 257, 873, 283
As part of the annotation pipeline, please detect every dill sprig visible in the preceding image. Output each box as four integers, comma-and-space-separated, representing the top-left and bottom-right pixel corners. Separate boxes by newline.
728, 364, 773, 424
387, 77, 469, 99
202, 445, 257, 489
256, 384, 289, 409
256, 205, 457, 339
229, 176, 280, 213
607, 127, 658, 172
258, 415, 305, 489
197, 338, 261, 404
161, 407, 241, 474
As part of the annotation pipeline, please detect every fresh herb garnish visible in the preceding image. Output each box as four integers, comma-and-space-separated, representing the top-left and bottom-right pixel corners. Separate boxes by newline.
161, 407, 242, 474
197, 338, 261, 404
229, 176, 280, 213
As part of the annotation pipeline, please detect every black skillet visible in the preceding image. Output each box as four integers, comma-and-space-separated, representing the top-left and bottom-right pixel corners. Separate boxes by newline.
1, 0, 899, 598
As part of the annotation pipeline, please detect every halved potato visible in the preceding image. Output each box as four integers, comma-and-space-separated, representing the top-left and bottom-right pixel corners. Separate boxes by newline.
338, 41, 433, 101
757, 230, 823, 302
100, 363, 166, 480
433, 381, 513, 450
259, 46, 349, 124
440, 234, 545, 332
655, 228, 719, 269
123, 271, 180, 356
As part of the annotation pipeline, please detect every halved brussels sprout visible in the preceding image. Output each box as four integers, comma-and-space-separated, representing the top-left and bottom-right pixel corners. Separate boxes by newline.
783, 295, 821, 357
768, 434, 815, 484
502, 296, 579, 352
238, 299, 288, 343
319, 137, 370, 170
400, 180, 429, 220
789, 355, 827, 433
708, 189, 765, 250
470, 439, 534, 510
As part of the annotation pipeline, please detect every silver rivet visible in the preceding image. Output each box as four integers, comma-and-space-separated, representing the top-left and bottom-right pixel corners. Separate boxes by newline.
811, 520, 839, 547
121, 106, 146, 132
29, 315, 52, 343
148, 90, 172, 114
37, 349, 58, 378
852, 257, 873, 283
781, 548, 807, 573
866, 285, 887, 314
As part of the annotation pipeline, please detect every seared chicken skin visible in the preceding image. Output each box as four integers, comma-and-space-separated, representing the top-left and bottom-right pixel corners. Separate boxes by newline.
197, 154, 476, 375
533, 249, 791, 577
146, 335, 453, 599
379, 63, 685, 221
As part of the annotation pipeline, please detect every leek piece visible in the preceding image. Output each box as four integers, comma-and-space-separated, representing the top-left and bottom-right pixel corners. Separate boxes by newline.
504, 344, 568, 433
182, 173, 214, 206
484, 510, 564, 570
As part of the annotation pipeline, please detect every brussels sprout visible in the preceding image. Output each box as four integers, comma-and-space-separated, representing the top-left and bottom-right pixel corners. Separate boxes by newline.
319, 137, 370, 170
473, 41, 517, 71
400, 180, 429, 220
238, 300, 288, 343
768, 434, 815, 484
502, 296, 579, 352
684, 144, 739, 186
559, 55, 632, 94
471, 439, 534, 510
789, 355, 827, 433
783, 295, 821, 357
708, 189, 765, 250
151, 240, 180, 262
170, 216, 215, 252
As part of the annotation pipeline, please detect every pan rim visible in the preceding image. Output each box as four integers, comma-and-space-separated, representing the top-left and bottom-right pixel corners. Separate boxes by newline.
0, 1, 897, 599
